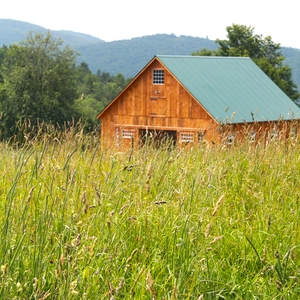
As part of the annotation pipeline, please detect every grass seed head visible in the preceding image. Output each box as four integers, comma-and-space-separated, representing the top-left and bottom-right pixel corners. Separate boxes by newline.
1, 264, 7, 278
210, 235, 224, 245
212, 194, 225, 216
146, 271, 157, 300
26, 185, 36, 203
205, 223, 211, 237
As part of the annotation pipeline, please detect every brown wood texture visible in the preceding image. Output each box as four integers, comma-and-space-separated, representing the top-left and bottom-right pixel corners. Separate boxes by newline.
99, 58, 220, 147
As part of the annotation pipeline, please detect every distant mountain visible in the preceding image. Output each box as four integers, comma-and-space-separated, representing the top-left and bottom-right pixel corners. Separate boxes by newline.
282, 47, 300, 93
0, 19, 104, 48
1, 19, 300, 91
76, 34, 218, 77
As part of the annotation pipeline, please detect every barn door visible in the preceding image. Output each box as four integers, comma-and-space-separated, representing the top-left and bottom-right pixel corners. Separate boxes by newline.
149, 96, 166, 116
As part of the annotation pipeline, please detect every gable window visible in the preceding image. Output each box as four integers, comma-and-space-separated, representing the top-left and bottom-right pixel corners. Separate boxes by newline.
180, 132, 194, 143
122, 129, 135, 139
153, 69, 164, 84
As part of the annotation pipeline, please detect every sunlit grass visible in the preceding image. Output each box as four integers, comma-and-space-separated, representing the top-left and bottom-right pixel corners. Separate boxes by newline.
0, 128, 300, 299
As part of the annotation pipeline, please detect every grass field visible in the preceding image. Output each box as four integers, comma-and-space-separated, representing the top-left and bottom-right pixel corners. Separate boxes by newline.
0, 128, 300, 299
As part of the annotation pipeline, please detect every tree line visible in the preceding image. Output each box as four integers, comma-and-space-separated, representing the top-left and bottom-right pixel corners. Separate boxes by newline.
0, 32, 131, 140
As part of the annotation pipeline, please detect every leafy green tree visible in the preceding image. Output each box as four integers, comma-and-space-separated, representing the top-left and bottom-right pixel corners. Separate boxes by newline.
0, 32, 78, 138
0, 45, 7, 66
73, 95, 104, 128
74, 63, 131, 128
192, 48, 219, 57
192, 24, 300, 101
0, 46, 8, 85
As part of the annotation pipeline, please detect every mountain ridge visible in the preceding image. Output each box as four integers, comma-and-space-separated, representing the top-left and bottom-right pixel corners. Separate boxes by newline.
1, 19, 300, 89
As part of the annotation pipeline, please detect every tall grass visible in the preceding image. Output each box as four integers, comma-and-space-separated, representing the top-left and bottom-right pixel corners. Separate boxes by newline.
0, 126, 300, 299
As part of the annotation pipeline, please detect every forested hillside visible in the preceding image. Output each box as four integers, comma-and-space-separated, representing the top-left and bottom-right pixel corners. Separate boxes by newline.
282, 47, 300, 91
1, 19, 300, 86
76, 34, 217, 77
0, 19, 104, 48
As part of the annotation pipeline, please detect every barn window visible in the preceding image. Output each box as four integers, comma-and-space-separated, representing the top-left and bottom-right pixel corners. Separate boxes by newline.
122, 129, 135, 139
249, 131, 256, 142
153, 69, 164, 84
228, 133, 234, 145
180, 132, 194, 143
198, 131, 205, 142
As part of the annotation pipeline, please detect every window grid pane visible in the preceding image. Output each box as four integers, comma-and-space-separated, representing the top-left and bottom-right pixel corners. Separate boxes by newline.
122, 129, 135, 139
153, 69, 164, 84
180, 133, 194, 142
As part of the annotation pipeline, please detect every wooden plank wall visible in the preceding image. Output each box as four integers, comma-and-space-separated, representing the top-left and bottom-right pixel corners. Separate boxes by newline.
100, 59, 220, 147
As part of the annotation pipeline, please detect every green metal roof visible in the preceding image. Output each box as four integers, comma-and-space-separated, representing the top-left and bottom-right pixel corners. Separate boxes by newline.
156, 55, 300, 123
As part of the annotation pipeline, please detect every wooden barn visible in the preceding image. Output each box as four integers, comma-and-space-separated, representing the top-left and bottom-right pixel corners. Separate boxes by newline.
96, 55, 300, 148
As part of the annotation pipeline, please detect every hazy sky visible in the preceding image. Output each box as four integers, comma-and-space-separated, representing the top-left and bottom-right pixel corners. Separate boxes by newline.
1, 0, 299, 48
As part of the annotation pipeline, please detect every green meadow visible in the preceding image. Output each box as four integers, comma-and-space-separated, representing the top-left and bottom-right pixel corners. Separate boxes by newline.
1, 128, 300, 299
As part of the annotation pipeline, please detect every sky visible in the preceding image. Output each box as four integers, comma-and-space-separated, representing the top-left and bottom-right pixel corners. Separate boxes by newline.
1, 0, 299, 49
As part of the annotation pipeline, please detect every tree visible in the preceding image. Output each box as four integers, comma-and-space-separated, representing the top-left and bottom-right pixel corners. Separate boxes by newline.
0, 45, 7, 66
0, 32, 78, 138
192, 48, 219, 57
73, 63, 131, 128
192, 24, 300, 102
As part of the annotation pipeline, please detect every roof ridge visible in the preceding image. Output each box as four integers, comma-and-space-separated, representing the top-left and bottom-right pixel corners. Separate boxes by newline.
156, 55, 251, 60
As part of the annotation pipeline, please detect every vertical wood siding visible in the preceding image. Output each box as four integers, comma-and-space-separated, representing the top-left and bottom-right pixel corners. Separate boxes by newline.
100, 59, 220, 147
